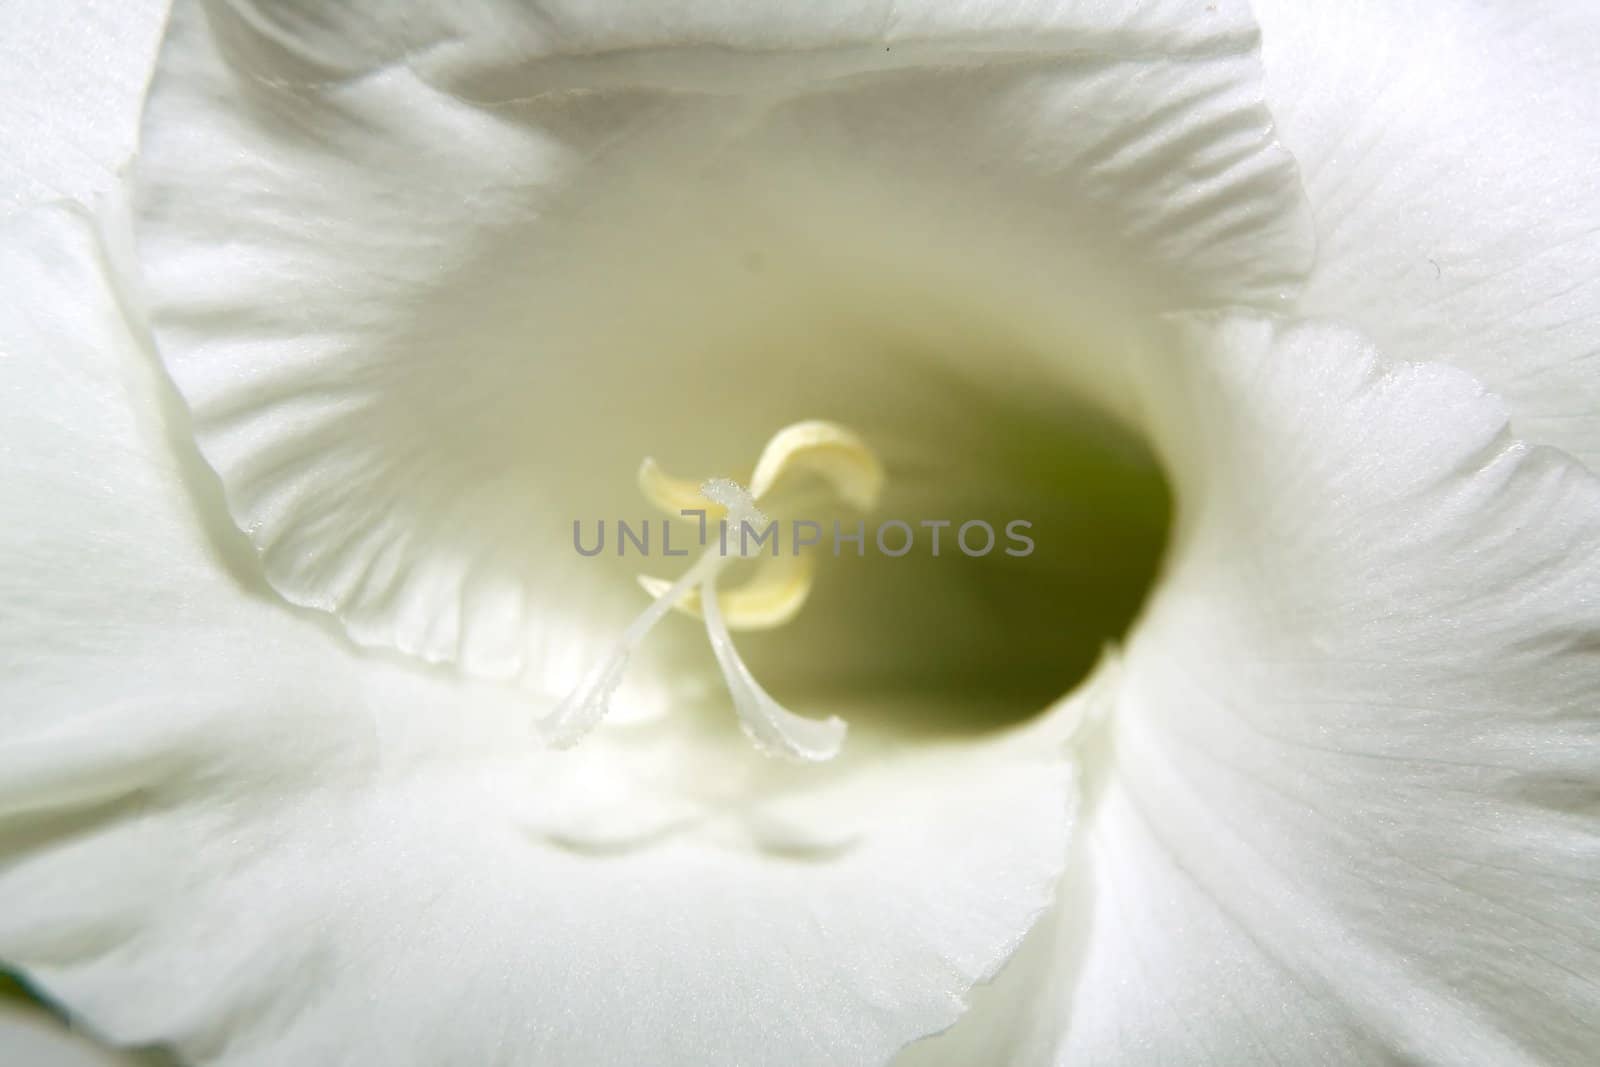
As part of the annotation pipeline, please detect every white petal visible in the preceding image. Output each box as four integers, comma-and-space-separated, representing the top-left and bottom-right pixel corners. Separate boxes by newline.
0, 997, 159, 1067
129, 0, 1312, 681
0, 0, 164, 215
1254, 1, 1600, 468
163, 0, 1276, 80
907, 317, 1600, 1064
0, 206, 1075, 1067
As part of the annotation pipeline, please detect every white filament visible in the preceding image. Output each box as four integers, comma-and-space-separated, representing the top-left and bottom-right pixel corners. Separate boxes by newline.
699, 567, 847, 762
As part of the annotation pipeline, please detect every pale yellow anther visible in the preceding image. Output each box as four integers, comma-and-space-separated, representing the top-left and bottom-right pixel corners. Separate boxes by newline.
637, 457, 727, 518
637, 552, 817, 631
634, 420, 880, 630
749, 420, 885, 511
639, 420, 884, 517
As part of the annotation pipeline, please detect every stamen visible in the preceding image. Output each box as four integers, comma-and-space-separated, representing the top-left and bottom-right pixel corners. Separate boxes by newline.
699, 568, 847, 762
542, 421, 880, 760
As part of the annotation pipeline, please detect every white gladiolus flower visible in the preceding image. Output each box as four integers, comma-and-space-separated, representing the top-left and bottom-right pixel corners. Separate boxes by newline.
2, 2, 1596, 1066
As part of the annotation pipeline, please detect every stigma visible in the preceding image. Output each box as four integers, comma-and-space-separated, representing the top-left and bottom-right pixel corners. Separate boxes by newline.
538, 421, 883, 762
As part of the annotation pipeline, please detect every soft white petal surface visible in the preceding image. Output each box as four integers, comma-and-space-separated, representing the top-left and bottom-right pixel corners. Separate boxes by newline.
0, 996, 164, 1067
0, 206, 1076, 1066
129, 0, 1311, 684
0, 1, 165, 216
159, 0, 1276, 80
1254, 0, 1600, 467
904, 317, 1600, 1065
